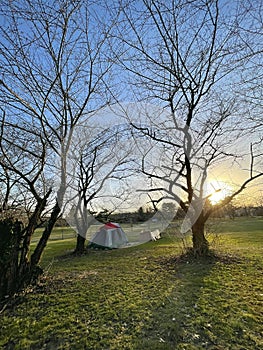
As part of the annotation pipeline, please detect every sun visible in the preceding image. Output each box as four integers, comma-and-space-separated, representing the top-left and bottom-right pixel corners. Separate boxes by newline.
206, 180, 233, 205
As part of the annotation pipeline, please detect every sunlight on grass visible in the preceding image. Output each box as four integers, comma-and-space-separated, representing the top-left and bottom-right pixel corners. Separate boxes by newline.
1, 217, 262, 349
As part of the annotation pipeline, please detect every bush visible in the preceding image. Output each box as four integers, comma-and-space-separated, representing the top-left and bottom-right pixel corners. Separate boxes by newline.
0, 218, 23, 300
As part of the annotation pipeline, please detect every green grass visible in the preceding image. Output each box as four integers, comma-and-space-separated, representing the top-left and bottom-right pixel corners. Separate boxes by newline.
32, 227, 76, 242
1, 217, 262, 349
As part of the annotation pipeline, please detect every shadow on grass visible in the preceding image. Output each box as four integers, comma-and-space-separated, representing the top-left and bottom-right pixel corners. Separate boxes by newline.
132, 251, 242, 350
2, 237, 259, 350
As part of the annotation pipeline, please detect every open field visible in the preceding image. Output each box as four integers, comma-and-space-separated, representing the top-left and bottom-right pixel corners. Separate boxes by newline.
0, 217, 262, 349
32, 220, 168, 244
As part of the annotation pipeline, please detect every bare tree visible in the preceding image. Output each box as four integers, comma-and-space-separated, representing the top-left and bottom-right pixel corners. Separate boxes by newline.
66, 124, 135, 254
0, 109, 52, 298
0, 0, 120, 295
232, 0, 263, 133
114, 0, 263, 255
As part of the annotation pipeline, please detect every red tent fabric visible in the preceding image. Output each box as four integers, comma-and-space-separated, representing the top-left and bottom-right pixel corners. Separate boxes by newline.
88, 222, 128, 249
104, 222, 119, 229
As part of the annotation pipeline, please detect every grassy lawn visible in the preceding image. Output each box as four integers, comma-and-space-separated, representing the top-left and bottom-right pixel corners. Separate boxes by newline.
32, 227, 77, 242
0, 217, 262, 349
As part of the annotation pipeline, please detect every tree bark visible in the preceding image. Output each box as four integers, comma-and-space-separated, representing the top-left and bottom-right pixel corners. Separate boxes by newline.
30, 201, 61, 267
18, 193, 50, 277
75, 234, 86, 255
191, 217, 209, 256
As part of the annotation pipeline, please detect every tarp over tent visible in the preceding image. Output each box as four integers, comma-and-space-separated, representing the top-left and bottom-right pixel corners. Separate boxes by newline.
88, 222, 129, 249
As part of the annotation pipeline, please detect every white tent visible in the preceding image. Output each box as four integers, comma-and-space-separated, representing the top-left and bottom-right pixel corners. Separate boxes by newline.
139, 229, 161, 243
88, 222, 129, 249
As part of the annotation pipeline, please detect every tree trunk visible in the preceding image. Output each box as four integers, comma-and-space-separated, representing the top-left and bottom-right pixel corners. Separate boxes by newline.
30, 201, 61, 267
18, 193, 50, 279
75, 234, 86, 255
191, 218, 209, 256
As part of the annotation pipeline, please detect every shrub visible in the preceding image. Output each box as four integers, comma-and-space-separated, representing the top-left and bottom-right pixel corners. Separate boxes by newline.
0, 218, 23, 300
